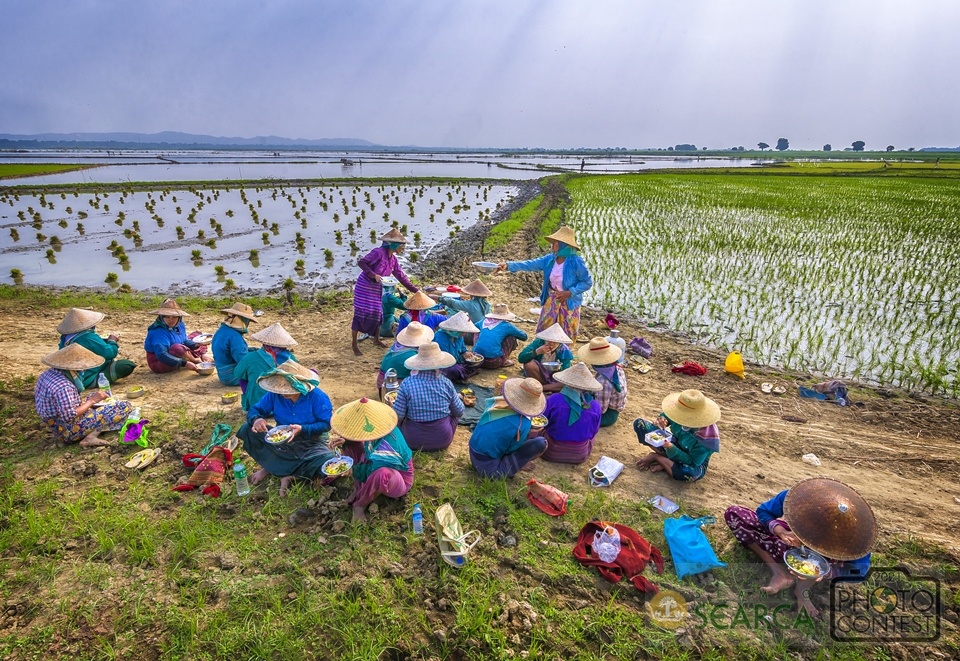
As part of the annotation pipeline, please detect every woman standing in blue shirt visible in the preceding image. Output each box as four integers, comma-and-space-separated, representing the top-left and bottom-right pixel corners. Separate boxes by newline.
211, 302, 258, 386
498, 226, 592, 341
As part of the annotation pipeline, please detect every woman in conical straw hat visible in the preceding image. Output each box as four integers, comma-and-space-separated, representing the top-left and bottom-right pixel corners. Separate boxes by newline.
237, 361, 335, 496
540, 363, 603, 464
497, 225, 592, 341
388, 342, 463, 451
377, 321, 434, 396
57, 307, 137, 388
634, 389, 721, 483
578, 336, 628, 427
328, 397, 414, 524
434, 312, 482, 383
474, 303, 528, 369
435, 279, 493, 344
34, 344, 134, 447
211, 302, 258, 386
234, 322, 300, 411
352, 228, 419, 356
518, 323, 574, 393
724, 478, 876, 618
395, 290, 447, 336
142, 298, 208, 374
468, 377, 548, 479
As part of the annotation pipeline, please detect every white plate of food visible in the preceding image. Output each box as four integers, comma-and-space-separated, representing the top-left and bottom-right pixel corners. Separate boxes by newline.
321, 455, 354, 476
645, 430, 673, 448
265, 425, 295, 445
785, 547, 829, 579
192, 333, 214, 345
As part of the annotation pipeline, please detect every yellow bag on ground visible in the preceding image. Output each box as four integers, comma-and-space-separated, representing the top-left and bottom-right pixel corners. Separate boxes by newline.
725, 351, 745, 378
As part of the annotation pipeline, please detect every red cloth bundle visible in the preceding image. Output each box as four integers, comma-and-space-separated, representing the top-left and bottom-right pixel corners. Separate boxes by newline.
671, 361, 707, 376
572, 520, 664, 594
172, 446, 233, 498
526, 479, 568, 516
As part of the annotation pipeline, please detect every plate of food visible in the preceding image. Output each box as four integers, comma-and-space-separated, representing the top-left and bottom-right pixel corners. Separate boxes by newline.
93, 397, 118, 408
785, 547, 829, 579
530, 415, 548, 428
383, 390, 399, 405
192, 333, 214, 345
645, 429, 673, 448
321, 455, 354, 477
380, 276, 399, 287
464, 353, 484, 364
195, 361, 216, 375
472, 261, 499, 274
265, 425, 295, 445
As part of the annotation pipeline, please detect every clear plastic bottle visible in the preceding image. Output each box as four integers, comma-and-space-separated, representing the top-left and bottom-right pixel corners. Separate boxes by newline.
412, 503, 424, 534
606, 329, 628, 366
233, 463, 251, 497
97, 372, 112, 397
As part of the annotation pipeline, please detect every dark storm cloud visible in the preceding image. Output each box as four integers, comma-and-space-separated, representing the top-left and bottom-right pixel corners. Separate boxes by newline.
1, 0, 957, 148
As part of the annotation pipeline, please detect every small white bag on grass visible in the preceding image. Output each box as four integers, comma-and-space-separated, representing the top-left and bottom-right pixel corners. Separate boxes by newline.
589, 456, 625, 487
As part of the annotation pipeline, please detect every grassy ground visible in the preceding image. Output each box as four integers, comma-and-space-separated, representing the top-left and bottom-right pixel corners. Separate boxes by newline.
0, 164, 97, 181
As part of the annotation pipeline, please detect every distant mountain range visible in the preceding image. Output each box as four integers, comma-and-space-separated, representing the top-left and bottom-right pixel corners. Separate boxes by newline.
0, 131, 378, 150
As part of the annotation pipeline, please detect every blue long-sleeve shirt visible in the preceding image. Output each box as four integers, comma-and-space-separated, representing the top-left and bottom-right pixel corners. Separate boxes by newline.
469, 411, 533, 458
474, 322, 528, 359
211, 323, 255, 385
507, 253, 592, 310
438, 295, 492, 324
435, 329, 468, 363
247, 388, 333, 438
143, 319, 199, 368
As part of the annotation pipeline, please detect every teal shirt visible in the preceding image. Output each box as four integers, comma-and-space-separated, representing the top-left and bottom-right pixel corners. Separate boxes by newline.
350, 428, 413, 483
662, 416, 716, 467
380, 290, 406, 337
438, 296, 491, 324
379, 347, 417, 380
234, 348, 298, 411
59, 329, 118, 389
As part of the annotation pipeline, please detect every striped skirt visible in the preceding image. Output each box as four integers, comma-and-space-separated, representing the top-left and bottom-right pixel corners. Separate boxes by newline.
352, 274, 384, 335
541, 430, 595, 465
537, 291, 581, 342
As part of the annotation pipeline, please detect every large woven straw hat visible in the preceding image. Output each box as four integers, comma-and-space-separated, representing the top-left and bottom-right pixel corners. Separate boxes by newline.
535, 323, 572, 344
331, 397, 398, 442
544, 226, 579, 249
220, 302, 258, 329
379, 228, 408, 244
502, 377, 547, 417
553, 362, 602, 392
404, 291, 436, 310
404, 341, 456, 371
485, 303, 517, 321
784, 477, 878, 561
661, 389, 721, 428
257, 361, 317, 395
439, 311, 479, 334
396, 321, 434, 347
577, 337, 623, 365
148, 298, 190, 317
57, 308, 105, 335
461, 279, 492, 297
41, 344, 105, 371
250, 322, 298, 348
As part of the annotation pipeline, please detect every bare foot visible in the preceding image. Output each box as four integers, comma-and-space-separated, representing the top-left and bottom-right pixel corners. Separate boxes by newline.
351, 505, 368, 525
250, 468, 270, 485
79, 434, 110, 447
352, 345, 362, 356
520, 461, 536, 471
373, 340, 388, 349
761, 570, 795, 595
649, 463, 665, 473
346, 490, 358, 505
278, 475, 296, 496
796, 594, 819, 618
502, 359, 515, 367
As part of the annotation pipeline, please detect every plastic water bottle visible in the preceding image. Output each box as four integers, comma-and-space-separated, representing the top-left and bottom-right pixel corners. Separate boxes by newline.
233, 463, 251, 497
606, 329, 628, 366
97, 372, 112, 396
412, 503, 424, 534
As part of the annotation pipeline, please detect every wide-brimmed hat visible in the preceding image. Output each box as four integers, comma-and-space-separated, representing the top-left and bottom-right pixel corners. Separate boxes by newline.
544, 226, 579, 249
461, 279, 492, 297
661, 389, 721, 428
396, 321, 434, 347
220, 302, 258, 329
577, 337, 622, 365
536, 323, 572, 344
439, 311, 479, 334
379, 228, 408, 244
784, 477, 878, 561
502, 377, 547, 417
57, 308, 105, 335
553, 363, 602, 392
41, 343, 105, 371
404, 342, 456, 371
257, 361, 318, 395
148, 298, 190, 317
485, 303, 516, 321
404, 291, 436, 310
331, 397, 398, 442
250, 322, 298, 348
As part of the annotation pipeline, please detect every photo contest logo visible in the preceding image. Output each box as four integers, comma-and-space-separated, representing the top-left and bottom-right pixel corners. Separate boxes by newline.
648, 589, 688, 629
830, 566, 940, 643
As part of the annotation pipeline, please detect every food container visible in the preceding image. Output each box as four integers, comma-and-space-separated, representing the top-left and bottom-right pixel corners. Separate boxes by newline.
126, 386, 145, 399
381, 276, 399, 287
383, 390, 398, 405
472, 261, 499, 274
530, 415, 548, 429
93, 397, 118, 408
541, 361, 561, 374
785, 547, 830, 579
465, 353, 484, 364
195, 362, 215, 376
265, 425, 294, 445
644, 430, 673, 448
494, 375, 508, 396
221, 392, 239, 405
192, 333, 214, 345
321, 455, 354, 477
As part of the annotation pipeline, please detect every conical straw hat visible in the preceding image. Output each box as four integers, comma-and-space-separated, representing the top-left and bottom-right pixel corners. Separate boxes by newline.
404, 342, 456, 371
577, 337, 622, 365
404, 291, 436, 310
461, 279, 492, 297
535, 323, 572, 344
331, 397, 399, 442
783, 477, 877, 561
257, 362, 318, 395
485, 303, 516, 321
378, 228, 408, 244
544, 226, 579, 249
57, 308, 105, 334
41, 343, 105, 371
439, 311, 479, 334
553, 362, 602, 392
501, 377, 547, 417
220, 301, 258, 322
147, 298, 190, 317
250, 322, 298, 348
396, 321, 434, 347
661, 389, 721, 428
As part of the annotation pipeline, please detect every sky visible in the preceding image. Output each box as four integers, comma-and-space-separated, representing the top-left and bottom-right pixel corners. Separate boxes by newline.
1, 0, 959, 149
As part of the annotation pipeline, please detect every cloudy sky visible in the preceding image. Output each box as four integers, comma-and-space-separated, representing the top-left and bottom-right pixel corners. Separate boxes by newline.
1, 0, 958, 149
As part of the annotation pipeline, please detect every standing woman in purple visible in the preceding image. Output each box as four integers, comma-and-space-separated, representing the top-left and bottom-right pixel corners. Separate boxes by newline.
352, 228, 419, 356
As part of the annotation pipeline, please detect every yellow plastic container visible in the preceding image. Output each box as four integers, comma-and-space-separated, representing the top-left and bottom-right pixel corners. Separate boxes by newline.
725, 351, 745, 378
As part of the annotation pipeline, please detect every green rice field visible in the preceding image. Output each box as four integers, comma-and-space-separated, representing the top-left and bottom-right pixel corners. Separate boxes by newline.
569, 173, 960, 395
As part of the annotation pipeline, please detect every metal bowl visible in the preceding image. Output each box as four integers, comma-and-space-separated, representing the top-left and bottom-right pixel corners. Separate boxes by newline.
785, 547, 830, 579
195, 362, 216, 376
126, 386, 145, 399
221, 392, 239, 405
530, 415, 548, 428
265, 425, 294, 445
472, 261, 499, 274
541, 361, 561, 374
193, 333, 214, 346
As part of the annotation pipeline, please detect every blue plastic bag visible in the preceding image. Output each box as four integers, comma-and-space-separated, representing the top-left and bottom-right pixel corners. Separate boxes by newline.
663, 515, 726, 579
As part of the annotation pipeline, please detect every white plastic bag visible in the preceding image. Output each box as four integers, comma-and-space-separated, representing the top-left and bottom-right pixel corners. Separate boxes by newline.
593, 526, 622, 562
589, 456, 625, 487
801, 453, 822, 467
